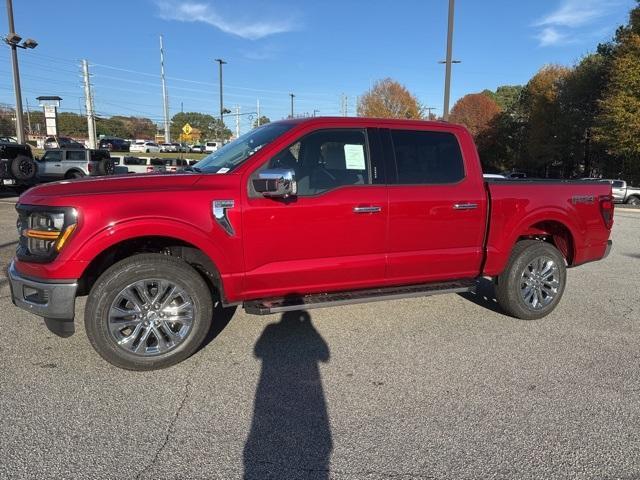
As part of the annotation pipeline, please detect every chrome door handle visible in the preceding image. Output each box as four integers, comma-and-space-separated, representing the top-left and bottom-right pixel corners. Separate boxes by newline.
453, 203, 478, 210
353, 206, 382, 214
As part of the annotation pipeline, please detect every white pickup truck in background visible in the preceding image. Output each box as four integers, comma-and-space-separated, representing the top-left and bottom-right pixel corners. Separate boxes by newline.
612, 179, 640, 205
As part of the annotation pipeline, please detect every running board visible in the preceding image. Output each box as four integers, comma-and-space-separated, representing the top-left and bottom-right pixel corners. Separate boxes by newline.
243, 279, 477, 315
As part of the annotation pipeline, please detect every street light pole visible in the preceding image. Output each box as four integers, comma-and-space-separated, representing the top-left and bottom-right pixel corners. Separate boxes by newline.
289, 93, 295, 118
6, 0, 24, 143
215, 58, 226, 124
442, 0, 456, 121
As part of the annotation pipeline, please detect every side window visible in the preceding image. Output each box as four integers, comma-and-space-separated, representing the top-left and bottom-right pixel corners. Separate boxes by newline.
266, 129, 370, 196
612, 180, 624, 188
43, 151, 62, 162
391, 130, 464, 184
124, 157, 143, 166
150, 158, 165, 166
66, 150, 86, 161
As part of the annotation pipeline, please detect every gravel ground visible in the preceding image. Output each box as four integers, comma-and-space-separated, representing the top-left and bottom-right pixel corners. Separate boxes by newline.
0, 200, 638, 480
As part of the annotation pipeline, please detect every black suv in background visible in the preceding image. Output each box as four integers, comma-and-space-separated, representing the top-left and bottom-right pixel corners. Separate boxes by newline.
0, 139, 38, 188
98, 137, 130, 152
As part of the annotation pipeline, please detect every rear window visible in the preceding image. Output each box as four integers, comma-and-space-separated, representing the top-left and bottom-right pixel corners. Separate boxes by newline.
612, 180, 624, 188
391, 130, 465, 184
66, 150, 86, 161
150, 158, 165, 166
124, 157, 145, 165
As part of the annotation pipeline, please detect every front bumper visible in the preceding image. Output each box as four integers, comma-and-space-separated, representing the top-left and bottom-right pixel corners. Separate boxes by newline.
8, 261, 78, 320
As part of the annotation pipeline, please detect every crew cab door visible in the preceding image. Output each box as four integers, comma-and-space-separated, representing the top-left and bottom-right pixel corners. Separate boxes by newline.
242, 128, 387, 299
383, 127, 487, 283
38, 150, 64, 179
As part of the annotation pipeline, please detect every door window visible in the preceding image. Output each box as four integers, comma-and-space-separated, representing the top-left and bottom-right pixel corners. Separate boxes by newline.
266, 129, 370, 196
391, 130, 464, 184
42, 151, 62, 162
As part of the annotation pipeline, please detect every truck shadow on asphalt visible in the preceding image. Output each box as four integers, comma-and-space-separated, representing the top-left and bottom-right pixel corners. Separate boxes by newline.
243, 309, 332, 479
458, 278, 504, 314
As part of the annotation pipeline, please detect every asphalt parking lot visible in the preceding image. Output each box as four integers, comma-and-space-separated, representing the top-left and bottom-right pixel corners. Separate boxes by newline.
0, 195, 639, 480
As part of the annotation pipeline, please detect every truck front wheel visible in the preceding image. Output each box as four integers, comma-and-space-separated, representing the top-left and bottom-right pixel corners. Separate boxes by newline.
495, 240, 566, 320
85, 253, 213, 370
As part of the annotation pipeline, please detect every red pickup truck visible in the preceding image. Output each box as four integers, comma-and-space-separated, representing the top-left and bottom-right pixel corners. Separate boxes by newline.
8, 117, 614, 370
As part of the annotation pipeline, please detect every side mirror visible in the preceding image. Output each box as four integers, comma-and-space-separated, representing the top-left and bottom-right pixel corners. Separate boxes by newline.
252, 168, 297, 198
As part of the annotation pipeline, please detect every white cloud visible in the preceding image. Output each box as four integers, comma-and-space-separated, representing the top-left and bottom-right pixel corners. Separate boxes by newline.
533, 0, 621, 46
536, 27, 568, 46
156, 1, 296, 40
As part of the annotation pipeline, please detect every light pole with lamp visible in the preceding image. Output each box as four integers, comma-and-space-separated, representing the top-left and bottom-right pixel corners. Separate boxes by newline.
3, 0, 38, 144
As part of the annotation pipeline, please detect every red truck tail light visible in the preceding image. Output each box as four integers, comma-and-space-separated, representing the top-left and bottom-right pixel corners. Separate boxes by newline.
599, 195, 614, 229
146, 166, 154, 173
88, 163, 93, 173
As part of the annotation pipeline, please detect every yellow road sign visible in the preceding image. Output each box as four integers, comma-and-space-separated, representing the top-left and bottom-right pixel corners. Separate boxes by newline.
182, 123, 192, 135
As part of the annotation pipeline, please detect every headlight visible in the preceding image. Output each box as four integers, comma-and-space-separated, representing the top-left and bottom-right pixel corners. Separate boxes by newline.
16, 206, 77, 262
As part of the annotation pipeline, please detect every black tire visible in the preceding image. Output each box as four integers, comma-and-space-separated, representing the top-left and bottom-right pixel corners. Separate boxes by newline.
10, 155, 37, 181
495, 240, 566, 320
66, 170, 84, 179
145, 149, 150, 153
85, 253, 213, 370
97, 158, 115, 175
626, 196, 640, 206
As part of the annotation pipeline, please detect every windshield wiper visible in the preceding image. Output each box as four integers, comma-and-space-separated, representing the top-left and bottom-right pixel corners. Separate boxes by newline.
183, 166, 202, 173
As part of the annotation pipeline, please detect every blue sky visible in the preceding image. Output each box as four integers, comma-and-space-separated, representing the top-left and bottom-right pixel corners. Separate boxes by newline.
0, 0, 636, 135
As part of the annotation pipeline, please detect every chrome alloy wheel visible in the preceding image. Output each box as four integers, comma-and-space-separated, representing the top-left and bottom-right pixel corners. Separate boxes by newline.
108, 279, 195, 356
520, 256, 560, 310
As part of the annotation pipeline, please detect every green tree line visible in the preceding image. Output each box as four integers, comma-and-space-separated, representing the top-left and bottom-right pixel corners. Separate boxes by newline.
461, 1, 640, 182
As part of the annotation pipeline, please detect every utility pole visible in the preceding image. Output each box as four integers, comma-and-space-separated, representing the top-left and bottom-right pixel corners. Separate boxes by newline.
441, 0, 457, 121
425, 106, 437, 119
235, 105, 240, 138
82, 59, 96, 149
25, 98, 31, 133
345, 95, 349, 116
215, 58, 226, 123
289, 93, 295, 118
159, 35, 170, 142
5, 0, 24, 143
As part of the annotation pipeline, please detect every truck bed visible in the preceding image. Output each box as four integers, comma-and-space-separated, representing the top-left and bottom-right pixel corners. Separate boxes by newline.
483, 179, 613, 276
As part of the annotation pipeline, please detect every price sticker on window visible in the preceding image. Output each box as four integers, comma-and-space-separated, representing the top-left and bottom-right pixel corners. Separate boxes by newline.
344, 144, 365, 170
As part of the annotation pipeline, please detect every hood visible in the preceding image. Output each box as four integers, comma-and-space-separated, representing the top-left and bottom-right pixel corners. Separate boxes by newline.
21, 173, 202, 202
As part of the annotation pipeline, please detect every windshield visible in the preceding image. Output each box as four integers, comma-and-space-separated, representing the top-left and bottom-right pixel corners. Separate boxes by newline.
194, 123, 295, 173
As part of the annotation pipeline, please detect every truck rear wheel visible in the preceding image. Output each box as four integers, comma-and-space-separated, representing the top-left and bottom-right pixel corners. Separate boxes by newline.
10, 155, 37, 181
495, 240, 566, 320
85, 253, 213, 370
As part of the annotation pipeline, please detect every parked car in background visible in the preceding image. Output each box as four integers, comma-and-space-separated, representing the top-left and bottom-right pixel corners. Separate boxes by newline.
7, 117, 614, 370
611, 179, 640, 205
98, 137, 130, 152
118, 156, 167, 174
0, 139, 37, 189
189, 144, 204, 153
130, 141, 161, 154
160, 143, 177, 153
44, 136, 85, 150
164, 158, 189, 173
205, 141, 220, 153
176, 142, 190, 153
36, 148, 115, 180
